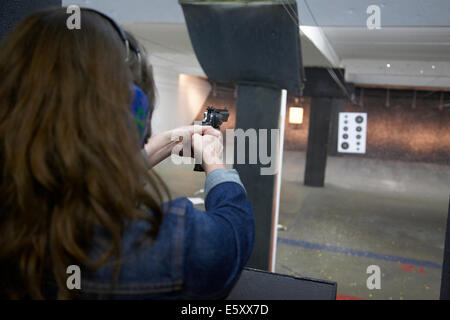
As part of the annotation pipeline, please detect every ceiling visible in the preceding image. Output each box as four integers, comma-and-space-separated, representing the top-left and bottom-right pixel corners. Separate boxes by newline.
324, 27, 450, 62
322, 26, 450, 89
66, 0, 450, 90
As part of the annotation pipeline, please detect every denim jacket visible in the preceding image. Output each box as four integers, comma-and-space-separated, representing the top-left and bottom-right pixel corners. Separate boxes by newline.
56, 169, 254, 300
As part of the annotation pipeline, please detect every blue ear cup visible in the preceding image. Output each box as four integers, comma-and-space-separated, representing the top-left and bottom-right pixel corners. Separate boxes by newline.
130, 84, 150, 145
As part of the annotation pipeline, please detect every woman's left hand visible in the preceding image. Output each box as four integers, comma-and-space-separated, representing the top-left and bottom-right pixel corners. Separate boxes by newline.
143, 125, 220, 168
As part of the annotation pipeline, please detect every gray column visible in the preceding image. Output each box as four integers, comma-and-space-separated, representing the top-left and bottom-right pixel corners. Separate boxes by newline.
327, 98, 347, 156
302, 68, 354, 187
234, 84, 284, 271
440, 196, 450, 300
304, 97, 332, 187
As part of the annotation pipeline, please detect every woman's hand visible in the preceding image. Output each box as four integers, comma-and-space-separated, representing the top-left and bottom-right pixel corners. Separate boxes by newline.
192, 130, 225, 175
143, 125, 220, 168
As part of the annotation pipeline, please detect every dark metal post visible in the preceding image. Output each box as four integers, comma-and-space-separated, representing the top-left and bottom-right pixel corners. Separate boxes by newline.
304, 97, 333, 187
440, 196, 450, 300
302, 68, 354, 187
234, 84, 285, 271
328, 98, 346, 156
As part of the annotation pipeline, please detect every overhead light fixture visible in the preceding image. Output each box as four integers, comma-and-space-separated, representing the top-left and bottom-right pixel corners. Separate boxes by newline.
432, 65, 436, 69
289, 107, 304, 124
386, 63, 391, 68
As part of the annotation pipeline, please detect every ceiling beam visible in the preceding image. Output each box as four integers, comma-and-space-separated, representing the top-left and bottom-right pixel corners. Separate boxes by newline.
300, 26, 340, 67
355, 83, 450, 93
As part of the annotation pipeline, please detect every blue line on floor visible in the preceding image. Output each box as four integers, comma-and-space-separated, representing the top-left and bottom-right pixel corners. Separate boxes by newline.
277, 237, 442, 270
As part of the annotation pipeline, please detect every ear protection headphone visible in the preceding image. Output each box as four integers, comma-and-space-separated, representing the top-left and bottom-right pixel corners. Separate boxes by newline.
83, 8, 151, 146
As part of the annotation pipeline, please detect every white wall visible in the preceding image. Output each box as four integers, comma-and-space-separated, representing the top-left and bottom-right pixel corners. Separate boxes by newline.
62, 0, 185, 23
152, 67, 211, 134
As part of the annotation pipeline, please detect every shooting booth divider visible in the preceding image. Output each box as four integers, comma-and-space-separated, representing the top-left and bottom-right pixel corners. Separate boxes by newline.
180, 0, 303, 272
227, 267, 337, 300
440, 196, 450, 300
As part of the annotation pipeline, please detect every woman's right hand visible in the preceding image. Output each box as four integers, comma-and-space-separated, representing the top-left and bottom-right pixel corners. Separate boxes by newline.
144, 125, 221, 168
192, 130, 225, 175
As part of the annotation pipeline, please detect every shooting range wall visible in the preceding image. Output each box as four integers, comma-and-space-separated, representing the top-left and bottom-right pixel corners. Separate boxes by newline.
196, 84, 450, 165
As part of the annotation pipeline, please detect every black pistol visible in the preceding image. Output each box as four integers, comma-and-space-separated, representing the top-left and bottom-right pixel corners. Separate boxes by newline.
194, 106, 229, 172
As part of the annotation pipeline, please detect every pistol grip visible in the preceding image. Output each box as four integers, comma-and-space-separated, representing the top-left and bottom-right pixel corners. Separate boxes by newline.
193, 163, 205, 172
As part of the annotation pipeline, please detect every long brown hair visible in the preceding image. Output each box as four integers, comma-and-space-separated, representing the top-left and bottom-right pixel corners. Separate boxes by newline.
0, 8, 168, 299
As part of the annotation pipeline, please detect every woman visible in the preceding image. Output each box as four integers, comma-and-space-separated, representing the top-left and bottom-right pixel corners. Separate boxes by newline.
0, 7, 254, 299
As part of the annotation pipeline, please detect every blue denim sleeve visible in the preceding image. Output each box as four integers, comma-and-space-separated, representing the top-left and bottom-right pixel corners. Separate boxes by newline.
181, 170, 254, 299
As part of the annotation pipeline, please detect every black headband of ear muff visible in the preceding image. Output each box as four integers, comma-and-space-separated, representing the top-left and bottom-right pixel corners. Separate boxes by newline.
82, 8, 142, 64
81, 8, 150, 146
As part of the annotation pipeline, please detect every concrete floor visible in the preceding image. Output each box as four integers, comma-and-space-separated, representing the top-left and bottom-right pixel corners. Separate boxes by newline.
153, 151, 450, 300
